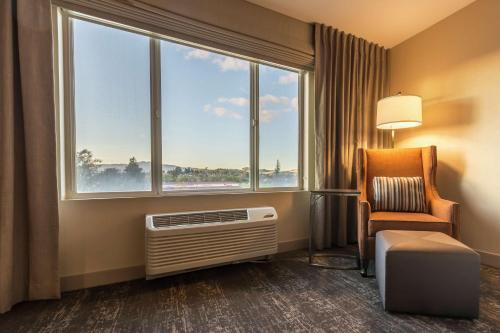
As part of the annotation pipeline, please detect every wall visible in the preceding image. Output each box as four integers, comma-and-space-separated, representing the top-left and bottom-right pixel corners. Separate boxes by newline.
59, 191, 310, 290
390, 0, 500, 266
58, 0, 314, 291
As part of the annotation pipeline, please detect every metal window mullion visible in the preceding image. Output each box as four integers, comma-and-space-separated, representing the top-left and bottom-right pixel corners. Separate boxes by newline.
150, 38, 162, 195
250, 63, 259, 191
298, 71, 305, 190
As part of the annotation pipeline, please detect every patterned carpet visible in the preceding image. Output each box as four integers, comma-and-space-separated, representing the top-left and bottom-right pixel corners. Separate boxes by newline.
0, 251, 499, 333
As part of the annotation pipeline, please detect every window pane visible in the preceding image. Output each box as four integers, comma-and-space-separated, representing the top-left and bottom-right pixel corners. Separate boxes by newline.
258, 65, 299, 188
161, 43, 250, 191
72, 19, 151, 193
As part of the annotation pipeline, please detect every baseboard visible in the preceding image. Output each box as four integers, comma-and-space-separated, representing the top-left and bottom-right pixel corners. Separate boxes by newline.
61, 265, 145, 292
476, 249, 500, 268
61, 238, 309, 292
277, 238, 308, 253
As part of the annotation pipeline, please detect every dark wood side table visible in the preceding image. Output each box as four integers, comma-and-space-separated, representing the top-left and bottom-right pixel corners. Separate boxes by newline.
309, 189, 361, 269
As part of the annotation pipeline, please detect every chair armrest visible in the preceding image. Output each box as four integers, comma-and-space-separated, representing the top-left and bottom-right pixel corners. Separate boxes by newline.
357, 200, 371, 259
358, 200, 371, 226
430, 198, 461, 239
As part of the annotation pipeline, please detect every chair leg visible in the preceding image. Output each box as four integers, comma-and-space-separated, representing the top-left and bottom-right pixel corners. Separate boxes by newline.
360, 259, 369, 277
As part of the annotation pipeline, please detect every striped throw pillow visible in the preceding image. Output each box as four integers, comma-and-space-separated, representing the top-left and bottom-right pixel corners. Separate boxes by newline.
372, 176, 427, 212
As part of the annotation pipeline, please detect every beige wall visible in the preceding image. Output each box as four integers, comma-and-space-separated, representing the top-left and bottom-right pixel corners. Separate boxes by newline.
390, 0, 500, 262
59, 192, 309, 278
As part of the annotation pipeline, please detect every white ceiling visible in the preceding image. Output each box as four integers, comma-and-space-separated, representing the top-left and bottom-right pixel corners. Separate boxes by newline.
245, 0, 476, 48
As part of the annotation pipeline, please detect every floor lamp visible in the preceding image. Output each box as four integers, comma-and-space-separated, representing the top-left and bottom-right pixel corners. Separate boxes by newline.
376, 93, 423, 147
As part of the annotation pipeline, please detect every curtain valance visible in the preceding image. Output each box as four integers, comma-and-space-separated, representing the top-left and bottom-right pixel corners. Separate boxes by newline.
52, 0, 314, 70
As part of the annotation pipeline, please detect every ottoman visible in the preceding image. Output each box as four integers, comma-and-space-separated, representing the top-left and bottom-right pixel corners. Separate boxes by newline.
376, 230, 480, 318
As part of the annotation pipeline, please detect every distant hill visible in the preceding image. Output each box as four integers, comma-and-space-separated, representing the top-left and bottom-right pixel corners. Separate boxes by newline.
97, 163, 298, 174
97, 162, 176, 173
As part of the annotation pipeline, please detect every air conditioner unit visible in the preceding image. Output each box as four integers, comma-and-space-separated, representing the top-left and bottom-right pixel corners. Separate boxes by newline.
145, 207, 278, 279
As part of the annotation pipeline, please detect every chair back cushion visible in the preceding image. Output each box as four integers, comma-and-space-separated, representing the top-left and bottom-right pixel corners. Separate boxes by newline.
373, 176, 427, 212
366, 147, 424, 208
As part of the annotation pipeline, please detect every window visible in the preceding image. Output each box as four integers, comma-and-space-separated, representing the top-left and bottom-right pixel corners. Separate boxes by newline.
59, 12, 304, 197
161, 42, 251, 191
258, 65, 300, 188
72, 19, 151, 193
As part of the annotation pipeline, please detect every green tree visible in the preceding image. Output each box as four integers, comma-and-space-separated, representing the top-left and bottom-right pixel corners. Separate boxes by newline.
124, 157, 144, 179
77, 149, 101, 174
172, 166, 183, 178
76, 149, 101, 190
274, 159, 281, 175
101, 167, 120, 177
124, 157, 146, 190
95, 167, 122, 191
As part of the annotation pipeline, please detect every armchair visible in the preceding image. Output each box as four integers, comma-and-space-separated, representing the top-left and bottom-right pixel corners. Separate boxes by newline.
357, 146, 460, 276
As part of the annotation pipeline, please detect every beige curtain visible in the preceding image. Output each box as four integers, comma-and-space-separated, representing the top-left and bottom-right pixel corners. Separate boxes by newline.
0, 0, 60, 313
313, 24, 390, 249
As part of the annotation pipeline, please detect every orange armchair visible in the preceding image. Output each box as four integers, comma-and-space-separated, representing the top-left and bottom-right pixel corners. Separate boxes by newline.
357, 146, 460, 276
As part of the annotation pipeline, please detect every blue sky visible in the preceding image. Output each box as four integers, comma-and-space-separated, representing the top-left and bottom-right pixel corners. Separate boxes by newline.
73, 19, 299, 171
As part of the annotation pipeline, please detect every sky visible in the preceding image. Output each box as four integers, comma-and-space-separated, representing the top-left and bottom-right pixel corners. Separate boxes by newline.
73, 18, 299, 171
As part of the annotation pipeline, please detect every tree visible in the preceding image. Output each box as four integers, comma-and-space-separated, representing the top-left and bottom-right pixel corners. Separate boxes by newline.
101, 167, 120, 177
95, 167, 121, 191
171, 166, 183, 178
77, 149, 101, 173
274, 159, 281, 175
124, 157, 146, 190
76, 149, 101, 190
124, 157, 144, 179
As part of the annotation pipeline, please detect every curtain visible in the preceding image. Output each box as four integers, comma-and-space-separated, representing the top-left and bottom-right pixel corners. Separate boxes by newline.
313, 24, 390, 249
0, 0, 60, 313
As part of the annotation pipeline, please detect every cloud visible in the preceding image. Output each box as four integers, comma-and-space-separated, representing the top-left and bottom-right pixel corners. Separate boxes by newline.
217, 97, 249, 107
204, 94, 296, 124
259, 94, 290, 106
203, 104, 242, 119
260, 94, 298, 110
182, 47, 249, 72
278, 72, 299, 85
212, 56, 249, 72
203, 96, 249, 120
257, 94, 299, 121
185, 49, 211, 60
259, 109, 279, 123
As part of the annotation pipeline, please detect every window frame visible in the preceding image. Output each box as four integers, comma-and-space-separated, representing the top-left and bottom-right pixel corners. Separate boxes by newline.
56, 8, 306, 199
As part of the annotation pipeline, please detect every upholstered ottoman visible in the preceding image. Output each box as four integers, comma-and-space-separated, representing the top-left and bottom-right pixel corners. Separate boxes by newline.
376, 230, 480, 318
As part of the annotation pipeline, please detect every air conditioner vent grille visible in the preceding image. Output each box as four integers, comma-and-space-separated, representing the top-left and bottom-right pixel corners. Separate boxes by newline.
153, 209, 248, 228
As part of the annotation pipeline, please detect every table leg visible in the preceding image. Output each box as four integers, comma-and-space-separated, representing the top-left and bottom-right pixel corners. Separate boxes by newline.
308, 192, 315, 264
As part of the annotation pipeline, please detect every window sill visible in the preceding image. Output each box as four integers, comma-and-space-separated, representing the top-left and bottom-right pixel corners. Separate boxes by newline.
61, 188, 308, 201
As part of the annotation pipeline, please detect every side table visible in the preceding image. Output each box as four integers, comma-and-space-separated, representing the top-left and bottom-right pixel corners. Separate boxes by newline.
309, 189, 361, 270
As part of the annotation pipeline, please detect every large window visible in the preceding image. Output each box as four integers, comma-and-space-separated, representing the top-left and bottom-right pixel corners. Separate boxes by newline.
59, 12, 304, 198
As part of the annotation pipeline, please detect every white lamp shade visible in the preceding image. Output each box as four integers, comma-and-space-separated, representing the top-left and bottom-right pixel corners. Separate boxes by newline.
376, 95, 422, 130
